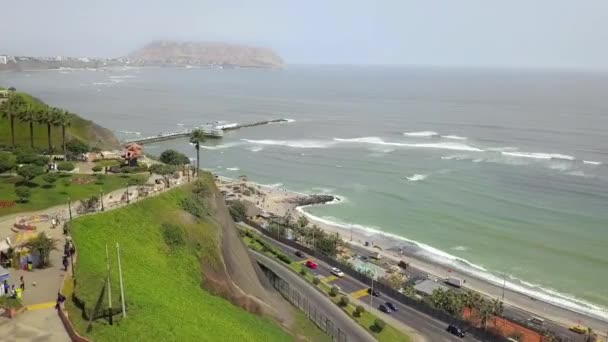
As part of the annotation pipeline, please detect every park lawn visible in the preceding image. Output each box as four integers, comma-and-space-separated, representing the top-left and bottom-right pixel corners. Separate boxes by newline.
68, 185, 290, 342
290, 309, 332, 342
0, 173, 147, 216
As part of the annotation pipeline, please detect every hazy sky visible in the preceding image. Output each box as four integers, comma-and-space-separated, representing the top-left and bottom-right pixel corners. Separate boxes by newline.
2, 0, 607, 69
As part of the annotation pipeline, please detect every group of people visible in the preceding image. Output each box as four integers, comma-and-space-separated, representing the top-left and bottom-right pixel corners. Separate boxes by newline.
0, 276, 25, 299
62, 238, 75, 272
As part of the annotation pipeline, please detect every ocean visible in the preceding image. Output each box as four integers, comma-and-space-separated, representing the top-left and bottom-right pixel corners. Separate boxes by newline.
2, 66, 608, 320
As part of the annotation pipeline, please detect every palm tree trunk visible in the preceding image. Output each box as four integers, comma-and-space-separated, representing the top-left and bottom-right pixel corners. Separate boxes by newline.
29, 121, 34, 148
47, 124, 52, 153
196, 144, 200, 176
62, 125, 66, 156
10, 115, 15, 148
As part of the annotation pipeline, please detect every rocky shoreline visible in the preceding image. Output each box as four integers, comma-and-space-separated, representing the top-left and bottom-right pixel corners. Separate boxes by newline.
285, 194, 336, 206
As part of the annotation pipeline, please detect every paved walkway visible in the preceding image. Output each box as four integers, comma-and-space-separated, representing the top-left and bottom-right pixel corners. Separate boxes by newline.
0, 308, 70, 342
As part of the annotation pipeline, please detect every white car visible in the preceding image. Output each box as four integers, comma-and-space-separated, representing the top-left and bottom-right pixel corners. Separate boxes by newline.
331, 267, 345, 277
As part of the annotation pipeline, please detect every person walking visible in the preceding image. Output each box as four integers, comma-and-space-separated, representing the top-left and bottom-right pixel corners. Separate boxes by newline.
20, 276, 24, 291
62, 255, 69, 272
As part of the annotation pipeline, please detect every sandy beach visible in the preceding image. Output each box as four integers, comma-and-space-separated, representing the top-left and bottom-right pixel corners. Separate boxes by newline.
216, 176, 608, 337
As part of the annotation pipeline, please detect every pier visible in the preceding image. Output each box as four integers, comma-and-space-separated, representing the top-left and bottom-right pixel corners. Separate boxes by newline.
123, 118, 288, 145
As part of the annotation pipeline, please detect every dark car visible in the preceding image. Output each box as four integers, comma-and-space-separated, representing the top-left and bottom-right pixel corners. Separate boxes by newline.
446, 325, 465, 338
367, 288, 381, 297
385, 302, 397, 312
294, 251, 305, 258
379, 304, 391, 314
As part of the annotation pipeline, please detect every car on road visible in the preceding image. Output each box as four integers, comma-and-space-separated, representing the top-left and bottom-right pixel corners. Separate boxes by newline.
446, 325, 465, 338
385, 302, 397, 312
379, 304, 391, 314
367, 288, 381, 297
569, 325, 587, 334
305, 260, 317, 269
331, 267, 345, 277
295, 251, 305, 258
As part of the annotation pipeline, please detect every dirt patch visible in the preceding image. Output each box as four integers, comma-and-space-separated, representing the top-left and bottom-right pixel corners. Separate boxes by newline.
72, 176, 95, 185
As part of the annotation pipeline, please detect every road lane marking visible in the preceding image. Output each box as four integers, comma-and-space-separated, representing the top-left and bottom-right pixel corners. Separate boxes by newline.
26, 302, 56, 311
351, 288, 369, 299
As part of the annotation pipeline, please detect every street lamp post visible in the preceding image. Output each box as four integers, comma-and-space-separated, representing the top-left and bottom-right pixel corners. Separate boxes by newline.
67, 197, 72, 221
100, 190, 104, 211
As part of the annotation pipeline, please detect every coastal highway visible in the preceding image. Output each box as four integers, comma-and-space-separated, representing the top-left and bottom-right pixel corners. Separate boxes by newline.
252, 251, 376, 342
250, 228, 483, 342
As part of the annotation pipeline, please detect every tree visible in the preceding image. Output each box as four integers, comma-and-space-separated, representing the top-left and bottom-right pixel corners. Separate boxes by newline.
57, 161, 75, 172
14, 186, 31, 203
329, 285, 339, 297
339, 295, 349, 307
0, 94, 27, 148
57, 110, 72, 156
159, 149, 190, 166
189, 128, 206, 176
65, 139, 89, 155
373, 319, 386, 332
297, 215, 309, 228
0, 152, 16, 173
17, 103, 40, 148
354, 305, 365, 317
17, 164, 44, 182
92, 165, 103, 173
42, 173, 58, 187
22, 232, 58, 268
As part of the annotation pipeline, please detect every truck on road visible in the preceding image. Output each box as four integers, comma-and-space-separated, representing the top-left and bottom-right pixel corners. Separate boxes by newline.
446, 276, 463, 288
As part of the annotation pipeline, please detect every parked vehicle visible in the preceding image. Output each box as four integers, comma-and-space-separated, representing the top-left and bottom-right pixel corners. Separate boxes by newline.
305, 260, 317, 269
331, 267, 345, 277
446, 325, 465, 338
295, 250, 305, 258
385, 302, 397, 312
446, 276, 463, 288
379, 304, 391, 314
529, 316, 545, 326
370, 252, 382, 260
367, 288, 381, 297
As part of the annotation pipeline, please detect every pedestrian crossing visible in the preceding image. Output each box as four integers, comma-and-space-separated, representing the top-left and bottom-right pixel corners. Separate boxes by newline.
351, 288, 369, 299
26, 301, 56, 311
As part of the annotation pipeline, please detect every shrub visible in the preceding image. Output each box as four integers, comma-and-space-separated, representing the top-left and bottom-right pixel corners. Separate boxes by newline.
312, 276, 321, 285
329, 285, 339, 297
15, 186, 31, 202
355, 305, 365, 317
65, 139, 89, 154
179, 197, 206, 218
16, 152, 48, 166
276, 253, 292, 264
299, 266, 307, 276
95, 174, 106, 185
228, 201, 247, 221
57, 162, 75, 172
17, 164, 44, 181
92, 165, 103, 173
339, 296, 349, 307
159, 149, 190, 165
374, 319, 386, 332
0, 152, 16, 173
161, 223, 185, 249
42, 173, 58, 186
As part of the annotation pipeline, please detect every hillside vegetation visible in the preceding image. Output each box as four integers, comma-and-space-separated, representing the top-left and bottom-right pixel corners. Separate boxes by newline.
0, 91, 119, 150
67, 174, 293, 341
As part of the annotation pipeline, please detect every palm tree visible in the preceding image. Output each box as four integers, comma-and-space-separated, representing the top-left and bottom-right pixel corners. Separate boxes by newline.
0, 94, 27, 148
57, 109, 72, 156
22, 232, 59, 268
37, 106, 62, 154
17, 103, 40, 148
189, 128, 206, 176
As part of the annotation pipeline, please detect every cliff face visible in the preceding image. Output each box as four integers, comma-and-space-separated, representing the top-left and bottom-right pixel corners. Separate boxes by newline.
129, 40, 284, 68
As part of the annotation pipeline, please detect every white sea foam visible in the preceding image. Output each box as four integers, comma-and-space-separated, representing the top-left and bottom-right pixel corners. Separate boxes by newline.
583, 160, 602, 165
441, 135, 468, 140
403, 131, 439, 137
109, 75, 137, 79
567, 170, 589, 178
297, 205, 608, 321
249, 146, 264, 152
451, 246, 470, 252
92, 82, 114, 86
502, 151, 575, 160
118, 130, 141, 135
226, 167, 240, 171
487, 146, 519, 152
334, 137, 484, 152
200, 142, 242, 150
241, 139, 334, 149
406, 174, 428, 182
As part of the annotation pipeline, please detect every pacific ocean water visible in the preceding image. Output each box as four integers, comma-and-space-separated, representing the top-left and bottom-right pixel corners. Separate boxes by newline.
2, 65, 608, 318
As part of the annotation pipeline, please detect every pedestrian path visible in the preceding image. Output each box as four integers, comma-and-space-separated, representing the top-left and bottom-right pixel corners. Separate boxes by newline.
25, 301, 56, 311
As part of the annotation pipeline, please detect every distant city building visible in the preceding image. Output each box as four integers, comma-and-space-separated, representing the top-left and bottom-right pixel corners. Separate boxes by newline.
0, 56, 7, 64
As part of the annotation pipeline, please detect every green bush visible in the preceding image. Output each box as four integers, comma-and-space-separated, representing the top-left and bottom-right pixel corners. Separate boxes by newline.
57, 162, 75, 172
92, 165, 103, 173
42, 173, 58, 186
355, 305, 365, 317
15, 186, 31, 203
65, 139, 89, 154
95, 174, 106, 185
17, 164, 45, 181
0, 152, 16, 173
179, 197, 206, 218
300, 266, 307, 276
161, 223, 185, 249
312, 276, 321, 285
339, 295, 349, 307
330, 285, 339, 297
374, 319, 386, 332
276, 253, 292, 264
16, 152, 48, 166
159, 149, 190, 165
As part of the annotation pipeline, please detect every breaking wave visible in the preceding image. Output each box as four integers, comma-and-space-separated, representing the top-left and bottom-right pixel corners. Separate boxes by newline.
225, 167, 240, 171
241, 139, 334, 149
334, 137, 485, 152
403, 131, 439, 137
406, 174, 428, 182
442, 135, 467, 140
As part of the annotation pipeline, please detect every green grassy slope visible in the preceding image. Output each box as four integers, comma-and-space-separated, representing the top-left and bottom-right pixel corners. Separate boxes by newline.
68, 184, 291, 341
0, 92, 119, 150
0, 173, 146, 216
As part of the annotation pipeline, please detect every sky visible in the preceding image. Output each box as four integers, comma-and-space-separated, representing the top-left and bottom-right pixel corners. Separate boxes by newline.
1, 0, 607, 69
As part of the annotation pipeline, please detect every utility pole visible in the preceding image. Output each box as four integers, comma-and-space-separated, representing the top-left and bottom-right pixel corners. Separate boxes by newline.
105, 244, 113, 325
67, 197, 72, 221
116, 243, 126, 318
100, 189, 104, 211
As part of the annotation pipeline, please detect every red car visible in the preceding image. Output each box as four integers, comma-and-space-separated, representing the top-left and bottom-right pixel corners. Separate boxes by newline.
305, 260, 317, 269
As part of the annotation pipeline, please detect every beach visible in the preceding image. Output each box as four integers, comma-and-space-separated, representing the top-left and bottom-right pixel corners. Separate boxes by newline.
216, 176, 608, 335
